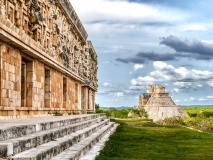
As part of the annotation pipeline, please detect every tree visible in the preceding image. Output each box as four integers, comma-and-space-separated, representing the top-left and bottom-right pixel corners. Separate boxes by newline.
95, 103, 101, 113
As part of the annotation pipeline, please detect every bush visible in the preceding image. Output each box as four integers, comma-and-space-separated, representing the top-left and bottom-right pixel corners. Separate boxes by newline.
183, 117, 213, 133
99, 108, 131, 118
202, 111, 213, 118
109, 109, 130, 118
128, 109, 148, 118
50, 111, 63, 116
157, 117, 185, 126
183, 106, 213, 118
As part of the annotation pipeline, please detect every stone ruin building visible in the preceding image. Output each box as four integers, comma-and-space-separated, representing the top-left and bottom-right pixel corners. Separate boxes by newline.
136, 85, 189, 121
0, 0, 98, 119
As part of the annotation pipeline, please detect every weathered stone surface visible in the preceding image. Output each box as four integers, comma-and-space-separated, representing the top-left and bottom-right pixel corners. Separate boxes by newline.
0, 114, 117, 159
79, 123, 119, 160
0, 0, 97, 118
137, 85, 189, 121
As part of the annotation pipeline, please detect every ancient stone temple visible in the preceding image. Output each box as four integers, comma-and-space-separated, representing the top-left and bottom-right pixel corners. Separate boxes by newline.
0, 0, 98, 119
137, 85, 188, 121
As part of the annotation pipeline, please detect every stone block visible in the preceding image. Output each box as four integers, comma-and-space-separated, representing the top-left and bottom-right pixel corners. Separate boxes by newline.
7, 89, 12, 98
14, 82, 20, 91
8, 99, 15, 108
44, 99, 50, 108
15, 67, 21, 75
2, 89, 8, 98
14, 99, 21, 107
26, 63, 33, 72
37, 94, 43, 102
33, 101, 38, 108
26, 87, 32, 97
45, 93, 50, 99
33, 94, 38, 101
55, 102, 61, 108
9, 82, 14, 90
2, 98, 9, 106
26, 98, 32, 107
1, 80, 6, 89
26, 72, 33, 82
1, 70, 6, 80
10, 73, 15, 82
5, 71, 9, 80
45, 85, 50, 92
38, 88, 44, 95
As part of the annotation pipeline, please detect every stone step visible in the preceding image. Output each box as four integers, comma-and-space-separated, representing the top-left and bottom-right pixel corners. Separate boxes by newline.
0, 116, 107, 157
10, 119, 110, 160
80, 123, 119, 160
50, 122, 115, 160
0, 114, 106, 141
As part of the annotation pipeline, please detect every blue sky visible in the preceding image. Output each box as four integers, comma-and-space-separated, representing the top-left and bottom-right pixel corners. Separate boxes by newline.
71, 0, 213, 107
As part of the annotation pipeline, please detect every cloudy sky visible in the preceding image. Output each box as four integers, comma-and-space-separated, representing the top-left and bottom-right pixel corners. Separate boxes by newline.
70, 0, 213, 107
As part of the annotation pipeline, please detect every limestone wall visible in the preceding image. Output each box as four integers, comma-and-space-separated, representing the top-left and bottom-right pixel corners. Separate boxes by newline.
0, 0, 98, 118
0, 44, 21, 115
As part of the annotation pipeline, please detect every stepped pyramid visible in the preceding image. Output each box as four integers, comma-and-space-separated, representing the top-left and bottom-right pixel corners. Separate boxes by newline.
137, 85, 189, 121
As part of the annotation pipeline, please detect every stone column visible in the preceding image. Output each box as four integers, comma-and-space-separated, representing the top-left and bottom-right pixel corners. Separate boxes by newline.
81, 86, 88, 114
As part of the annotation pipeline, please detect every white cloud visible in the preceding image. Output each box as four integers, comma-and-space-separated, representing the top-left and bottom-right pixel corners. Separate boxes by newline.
103, 82, 110, 87
131, 76, 156, 86
129, 86, 145, 90
106, 99, 118, 102
207, 96, 213, 99
71, 0, 189, 24
131, 61, 213, 90
102, 82, 117, 88
134, 64, 144, 71
179, 23, 212, 32
114, 92, 125, 97
173, 82, 194, 88
207, 80, 213, 86
198, 98, 207, 101
173, 88, 180, 93
97, 90, 107, 94
190, 97, 195, 101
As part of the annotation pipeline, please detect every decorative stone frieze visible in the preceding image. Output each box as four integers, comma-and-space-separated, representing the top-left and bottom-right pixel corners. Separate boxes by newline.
0, 0, 97, 118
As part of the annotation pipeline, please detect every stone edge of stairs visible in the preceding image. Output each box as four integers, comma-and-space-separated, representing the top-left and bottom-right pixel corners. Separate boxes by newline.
80, 123, 119, 160
0, 116, 107, 157
0, 114, 106, 141
9, 119, 110, 159
50, 122, 118, 160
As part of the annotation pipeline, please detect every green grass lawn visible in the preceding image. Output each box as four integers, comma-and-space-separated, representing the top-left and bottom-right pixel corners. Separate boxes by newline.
96, 119, 213, 160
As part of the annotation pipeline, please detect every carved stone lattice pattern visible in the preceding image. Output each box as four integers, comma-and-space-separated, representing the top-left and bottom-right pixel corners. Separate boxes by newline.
0, 0, 97, 118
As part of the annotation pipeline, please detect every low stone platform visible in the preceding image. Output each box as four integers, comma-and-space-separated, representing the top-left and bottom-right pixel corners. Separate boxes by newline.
0, 114, 118, 160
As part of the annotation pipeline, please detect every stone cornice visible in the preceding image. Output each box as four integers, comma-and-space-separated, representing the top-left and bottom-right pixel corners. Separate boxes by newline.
0, 17, 85, 83
56, 0, 88, 43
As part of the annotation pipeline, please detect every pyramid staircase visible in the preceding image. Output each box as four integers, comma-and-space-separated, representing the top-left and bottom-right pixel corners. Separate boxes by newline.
0, 114, 118, 160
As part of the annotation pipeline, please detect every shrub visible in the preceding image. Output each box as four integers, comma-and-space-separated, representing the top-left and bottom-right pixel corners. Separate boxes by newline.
128, 109, 148, 118
201, 111, 213, 118
52, 111, 63, 116
183, 117, 213, 133
95, 103, 102, 113
157, 117, 185, 126
99, 108, 131, 118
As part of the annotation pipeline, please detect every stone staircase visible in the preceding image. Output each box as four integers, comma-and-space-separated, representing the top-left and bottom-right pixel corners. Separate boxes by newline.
0, 114, 118, 160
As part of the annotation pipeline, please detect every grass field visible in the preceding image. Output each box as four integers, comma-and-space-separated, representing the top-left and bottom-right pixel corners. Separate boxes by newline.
96, 119, 213, 160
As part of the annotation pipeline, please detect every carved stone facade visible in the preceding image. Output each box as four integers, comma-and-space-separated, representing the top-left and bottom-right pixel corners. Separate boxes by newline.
0, 0, 98, 119
136, 85, 188, 121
